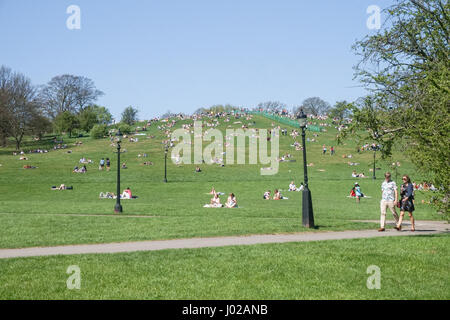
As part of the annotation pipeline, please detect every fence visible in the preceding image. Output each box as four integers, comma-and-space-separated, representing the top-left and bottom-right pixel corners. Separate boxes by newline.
249, 111, 323, 132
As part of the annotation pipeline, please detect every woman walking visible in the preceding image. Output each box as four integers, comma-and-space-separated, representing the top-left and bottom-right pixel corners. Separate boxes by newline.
395, 175, 416, 231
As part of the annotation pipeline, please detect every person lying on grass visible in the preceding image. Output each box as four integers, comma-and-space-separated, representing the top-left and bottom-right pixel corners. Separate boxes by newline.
23, 165, 37, 169
225, 193, 238, 208
51, 184, 73, 190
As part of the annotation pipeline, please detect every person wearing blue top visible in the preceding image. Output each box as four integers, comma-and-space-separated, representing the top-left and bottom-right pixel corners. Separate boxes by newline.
354, 182, 362, 203
395, 175, 416, 231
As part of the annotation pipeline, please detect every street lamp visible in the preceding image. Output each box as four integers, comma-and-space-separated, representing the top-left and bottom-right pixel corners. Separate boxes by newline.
114, 129, 123, 213
164, 143, 168, 183
371, 144, 380, 180
297, 110, 315, 228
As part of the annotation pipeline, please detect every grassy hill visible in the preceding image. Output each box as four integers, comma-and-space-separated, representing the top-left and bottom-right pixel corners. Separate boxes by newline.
0, 114, 442, 248
0, 114, 448, 300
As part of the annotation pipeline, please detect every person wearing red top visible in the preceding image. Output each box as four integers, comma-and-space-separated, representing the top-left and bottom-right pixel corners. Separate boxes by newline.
122, 187, 132, 199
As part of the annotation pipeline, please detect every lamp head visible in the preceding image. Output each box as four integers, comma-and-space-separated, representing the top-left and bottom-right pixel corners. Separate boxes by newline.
296, 109, 307, 128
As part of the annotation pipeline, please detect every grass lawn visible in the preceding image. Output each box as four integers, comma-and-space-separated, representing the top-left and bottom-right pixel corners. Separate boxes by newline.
0, 115, 443, 249
0, 234, 448, 299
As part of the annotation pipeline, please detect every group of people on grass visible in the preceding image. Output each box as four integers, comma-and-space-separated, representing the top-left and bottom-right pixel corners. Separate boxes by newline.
204, 187, 237, 208
99, 158, 111, 171
263, 189, 286, 200
99, 187, 134, 200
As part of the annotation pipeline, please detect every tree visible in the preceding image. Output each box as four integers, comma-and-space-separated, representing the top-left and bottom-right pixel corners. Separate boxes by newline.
90, 124, 108, 139
78, 107, 99, 132
118, 123, 132, 134
341, 0, 449, 216
329, 101, 353, 123
0, 66, 13, 147
28, 114, 52, 140
121, 106, 138, 125
295, 97, 331, 116
90, 105, 112, 125
0, 66, 45, 150
53, 111, 80, 138
39, 74, 103, 118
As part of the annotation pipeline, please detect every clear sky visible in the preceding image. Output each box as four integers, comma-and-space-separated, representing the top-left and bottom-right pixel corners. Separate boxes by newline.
0, 0, 394, 120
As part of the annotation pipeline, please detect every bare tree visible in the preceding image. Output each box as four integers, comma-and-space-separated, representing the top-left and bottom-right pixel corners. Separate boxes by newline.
0, 66, 44, 150
0, 66, 13, 146
295, 97, 331, 116
39, 74, 103, 118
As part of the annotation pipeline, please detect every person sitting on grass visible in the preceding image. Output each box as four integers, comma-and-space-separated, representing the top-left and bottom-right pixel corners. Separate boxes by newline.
225, 193, 237, 208
289, 181, 297, 191
122, 162, 127, 169
263, 190, 271, 200
209, 187, 216, 195
195, 166, 202, 172
354, 182, 363, 203
202, 193, 222, 208
122, 187, 132, 199
273, 189, 283, 200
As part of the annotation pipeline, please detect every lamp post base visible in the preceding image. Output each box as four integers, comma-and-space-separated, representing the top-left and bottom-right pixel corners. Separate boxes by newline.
114, 203, 123, 213
302, 187, 315, 228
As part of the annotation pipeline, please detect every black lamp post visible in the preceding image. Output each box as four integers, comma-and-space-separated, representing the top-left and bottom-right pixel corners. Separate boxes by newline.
371, 144, 379, 180
164, 143, 168, 183
297, 110, 315, 228
114, 129, 123, 213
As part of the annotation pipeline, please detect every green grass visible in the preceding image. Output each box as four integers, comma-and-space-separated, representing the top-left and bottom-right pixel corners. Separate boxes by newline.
0, 234, 448, 299
0, 115, 443, 248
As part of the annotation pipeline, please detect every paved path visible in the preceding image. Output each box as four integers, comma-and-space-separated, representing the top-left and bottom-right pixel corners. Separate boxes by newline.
0, 220, 447, 259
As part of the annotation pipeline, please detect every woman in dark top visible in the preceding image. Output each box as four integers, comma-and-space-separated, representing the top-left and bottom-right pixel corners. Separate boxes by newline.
395, 175, 415, 231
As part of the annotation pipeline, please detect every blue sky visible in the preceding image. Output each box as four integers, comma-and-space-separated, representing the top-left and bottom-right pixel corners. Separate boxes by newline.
0, 0, 393, 120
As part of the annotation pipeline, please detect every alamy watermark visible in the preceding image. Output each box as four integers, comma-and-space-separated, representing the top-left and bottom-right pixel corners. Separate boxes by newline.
171, 121, 280, 175
366, 5, 381, 30
366, 265, 381, 289
66, 5, 81, 30
66, 265, 81, 290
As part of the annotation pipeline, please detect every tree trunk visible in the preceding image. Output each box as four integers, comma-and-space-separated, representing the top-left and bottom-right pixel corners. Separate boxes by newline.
0, 134, 7, 147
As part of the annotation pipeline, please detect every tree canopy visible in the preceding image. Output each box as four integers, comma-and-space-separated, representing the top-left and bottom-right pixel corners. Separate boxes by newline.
39, 74, 103, 118
341, 0, 449, 215
121, 106, 139, 125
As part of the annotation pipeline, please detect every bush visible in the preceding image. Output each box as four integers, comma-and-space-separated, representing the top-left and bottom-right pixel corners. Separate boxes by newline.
90, 124, 108, 139
118, 123, 132, 134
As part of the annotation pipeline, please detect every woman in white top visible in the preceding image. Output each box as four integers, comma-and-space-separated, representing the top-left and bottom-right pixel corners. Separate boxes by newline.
289, 181, 297, 191
225, 193, 237, 208
210, 194, 222, 207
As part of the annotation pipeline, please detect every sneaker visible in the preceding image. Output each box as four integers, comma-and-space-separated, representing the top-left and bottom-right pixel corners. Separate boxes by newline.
394, 225, 401, 231
378, 228, 385, 232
